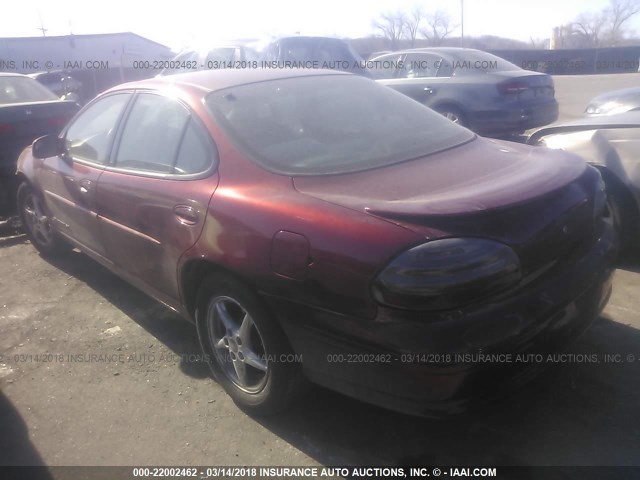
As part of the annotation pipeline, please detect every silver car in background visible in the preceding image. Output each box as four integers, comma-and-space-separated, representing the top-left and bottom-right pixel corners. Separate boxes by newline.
528, 112, 640, 254
585, 87, 640, 116
159, 45, 261, 76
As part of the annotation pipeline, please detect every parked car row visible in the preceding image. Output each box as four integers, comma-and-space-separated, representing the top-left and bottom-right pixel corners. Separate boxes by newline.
163, 41, 560, 137
15, 68, 616, 417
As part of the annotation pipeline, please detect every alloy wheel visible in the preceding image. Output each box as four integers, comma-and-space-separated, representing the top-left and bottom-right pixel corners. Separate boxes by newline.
207, 296, 268, 393
22, 192, 55, 247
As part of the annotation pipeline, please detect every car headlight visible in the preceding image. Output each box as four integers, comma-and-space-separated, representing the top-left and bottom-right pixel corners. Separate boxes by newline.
373, 238, 522, 311
585, 104, 601, 115
586, 101, 624, 116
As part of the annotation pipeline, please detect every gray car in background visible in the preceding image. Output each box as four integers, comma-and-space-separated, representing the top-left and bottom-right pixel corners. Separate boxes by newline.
369, 47, 558, 136
585, 87, 640, 116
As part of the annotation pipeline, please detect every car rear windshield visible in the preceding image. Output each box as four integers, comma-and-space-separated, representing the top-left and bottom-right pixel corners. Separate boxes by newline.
205, 74, 474, 175
0, 76, 59, 104
448, 51, 520, 74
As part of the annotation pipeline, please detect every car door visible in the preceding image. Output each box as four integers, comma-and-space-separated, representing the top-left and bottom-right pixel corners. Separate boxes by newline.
36, 92, 131, 257
95, 92, 219, 304
381, 53, 448, 106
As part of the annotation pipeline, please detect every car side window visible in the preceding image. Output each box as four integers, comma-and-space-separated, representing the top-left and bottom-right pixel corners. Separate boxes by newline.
368, 54, 403, 80
64, 93, 130, 164
115, 93, 214, 175
436, 57, 454, 77
400, 54, 440, 78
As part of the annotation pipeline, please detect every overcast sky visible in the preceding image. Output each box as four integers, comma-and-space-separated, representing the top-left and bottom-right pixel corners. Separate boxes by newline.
1, 0, 637, 50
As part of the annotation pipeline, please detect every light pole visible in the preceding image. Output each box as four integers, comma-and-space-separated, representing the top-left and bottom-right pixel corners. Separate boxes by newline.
460, 0, 464, 47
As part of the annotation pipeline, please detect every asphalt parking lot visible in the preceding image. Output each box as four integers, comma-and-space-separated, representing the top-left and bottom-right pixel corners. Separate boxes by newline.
1, 73, 640, 470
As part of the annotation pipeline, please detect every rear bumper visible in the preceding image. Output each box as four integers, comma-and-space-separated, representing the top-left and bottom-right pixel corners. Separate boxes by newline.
266, 222, 616, 417
468, 100, 559, 135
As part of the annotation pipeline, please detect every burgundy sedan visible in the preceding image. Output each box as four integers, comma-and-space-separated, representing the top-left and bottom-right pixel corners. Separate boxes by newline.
16, 69, 615, 416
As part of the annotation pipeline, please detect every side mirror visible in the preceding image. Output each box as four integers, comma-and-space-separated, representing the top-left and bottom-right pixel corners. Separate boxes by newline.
32, 134, 64, 159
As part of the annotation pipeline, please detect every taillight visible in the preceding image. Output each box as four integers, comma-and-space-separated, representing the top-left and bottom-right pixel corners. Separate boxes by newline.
372, 238, 522, 311
0, 123, 14, 133
497, 80, 529, 95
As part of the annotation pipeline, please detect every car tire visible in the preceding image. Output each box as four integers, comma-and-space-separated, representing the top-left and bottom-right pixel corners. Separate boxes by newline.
195, 273, 308, 415
434, 105, 467, 127
17, 182, 70, 256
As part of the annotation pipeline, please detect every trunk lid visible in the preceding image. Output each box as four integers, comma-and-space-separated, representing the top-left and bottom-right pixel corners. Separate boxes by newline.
293, 137, 584, 220
294, 137, 600, 279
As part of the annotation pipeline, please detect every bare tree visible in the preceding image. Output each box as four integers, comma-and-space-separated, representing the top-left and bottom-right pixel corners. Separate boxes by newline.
568, 0, 640, 47
373, 11, 407, 50
529, 36, 547, 49
572, 12, 606, 47
403, 6, 427, 48
420, 10, 455, 46
604, 0, 640, 44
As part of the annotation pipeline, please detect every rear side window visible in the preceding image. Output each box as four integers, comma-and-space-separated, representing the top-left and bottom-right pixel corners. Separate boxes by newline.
115, 93, 214, 175
175, 120, 212, 174
65, 93, 130, 164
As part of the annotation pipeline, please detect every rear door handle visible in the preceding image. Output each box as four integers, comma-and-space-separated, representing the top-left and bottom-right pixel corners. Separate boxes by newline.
173, 205, 200, 225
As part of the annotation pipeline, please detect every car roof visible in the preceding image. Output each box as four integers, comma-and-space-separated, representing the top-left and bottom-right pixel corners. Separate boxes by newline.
0, 72, 27, 77
277, 36, 345, 42
374, 47, 486, 56
106, 68, 351, 95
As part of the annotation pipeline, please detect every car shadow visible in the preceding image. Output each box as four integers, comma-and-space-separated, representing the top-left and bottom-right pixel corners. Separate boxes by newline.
39, 249, 640, 468
251, 314, 640, 468
0, 391, 53, 478
617, 252, 640, 273
41, 250, 210, 380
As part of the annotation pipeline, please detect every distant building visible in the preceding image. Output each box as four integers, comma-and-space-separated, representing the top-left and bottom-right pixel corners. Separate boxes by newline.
0, 32, 174, 100
0, 32, 173, 73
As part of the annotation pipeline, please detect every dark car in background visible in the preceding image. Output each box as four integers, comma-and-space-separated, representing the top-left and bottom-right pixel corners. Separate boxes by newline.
529, 111, 640, 254
28, 70, 84, 104
16, 69, 614, 417
261, 36, 370, 77
369, 47, 558, 136
585, 87, 640, 116
0, 73, 79, 215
